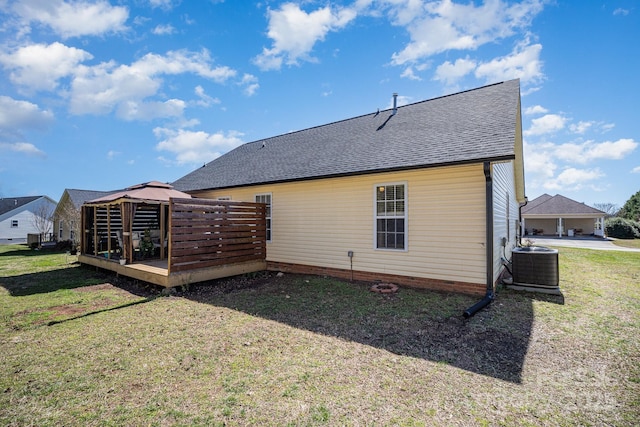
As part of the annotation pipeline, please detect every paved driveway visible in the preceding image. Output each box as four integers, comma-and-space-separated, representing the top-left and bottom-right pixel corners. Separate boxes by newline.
525, 236, 640, 252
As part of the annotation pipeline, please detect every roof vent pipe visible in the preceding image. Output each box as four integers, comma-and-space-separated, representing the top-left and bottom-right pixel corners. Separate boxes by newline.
392, 93, 398, 115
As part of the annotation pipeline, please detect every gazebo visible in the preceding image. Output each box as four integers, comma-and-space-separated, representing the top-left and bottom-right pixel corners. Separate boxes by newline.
80, 181, 191, 264
79, 181, 267, 287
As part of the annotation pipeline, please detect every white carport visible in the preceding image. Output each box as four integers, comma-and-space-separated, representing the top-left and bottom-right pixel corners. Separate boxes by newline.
521, 194, 606, 238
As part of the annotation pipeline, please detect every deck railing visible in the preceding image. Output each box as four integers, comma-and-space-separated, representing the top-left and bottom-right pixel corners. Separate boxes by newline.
168, 198, 267, 273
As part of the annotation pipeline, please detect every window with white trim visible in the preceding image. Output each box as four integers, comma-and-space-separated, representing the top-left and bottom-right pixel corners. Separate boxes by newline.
375, 183, 406, 250
255, 193, 272, 242
59, 221, 63, 239
11, 220, 18, 228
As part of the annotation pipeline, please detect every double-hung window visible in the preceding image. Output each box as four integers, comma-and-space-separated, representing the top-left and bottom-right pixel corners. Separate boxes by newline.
375, 183, 406, 250
11, 220, 19, 228
255, 193, 272, 242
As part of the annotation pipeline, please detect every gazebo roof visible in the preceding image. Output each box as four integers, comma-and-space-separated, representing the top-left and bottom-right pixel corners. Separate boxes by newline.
86, 181, 192, 205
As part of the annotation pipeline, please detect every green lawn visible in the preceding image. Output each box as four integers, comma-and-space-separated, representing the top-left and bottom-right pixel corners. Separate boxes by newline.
1, 243, 638, 426
611, 238, 640, 249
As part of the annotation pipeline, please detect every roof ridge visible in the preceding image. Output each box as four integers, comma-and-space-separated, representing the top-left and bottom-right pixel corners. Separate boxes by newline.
174, 79, 521, 192
243, 79, 519, 148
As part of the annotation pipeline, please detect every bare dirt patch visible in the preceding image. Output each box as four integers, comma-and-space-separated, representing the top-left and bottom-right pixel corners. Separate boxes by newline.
73, 283, 122, 293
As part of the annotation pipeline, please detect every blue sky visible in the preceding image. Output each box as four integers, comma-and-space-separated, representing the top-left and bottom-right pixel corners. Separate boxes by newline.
0, 0, 638, 208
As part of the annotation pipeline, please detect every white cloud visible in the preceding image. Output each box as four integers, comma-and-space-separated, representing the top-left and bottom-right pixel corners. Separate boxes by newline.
254, 3, 357, 70
421, 39, 543, 87
0, 96, 54, 131
523, 140, 557, 178
474, 41, 543, 85
149, 0, 176, 9
0, 142, 46, 158
152, 24, 176, 35
600, 123, 615, 133
69, 49, 236, 116
632, 166, 640, 174
434, 57, 477, 85
239, 73, 259, 96
132, 50, 236, 82
577, 138, 637, 163
400, 66, 422, 81
524, 114, 567, 136
525, 134, 638, 194
613, 8, 629, 16
13, 0, 128, 38
0, 42, 93, 92
154, 127, 245, 165
193, 86, 220, 107
0, 96, 52, 158
389, 0, 544, 65
117, 99, 186, 121
569, 121, 594, 134
543, 167, 604, 191
524, 105, 548, 115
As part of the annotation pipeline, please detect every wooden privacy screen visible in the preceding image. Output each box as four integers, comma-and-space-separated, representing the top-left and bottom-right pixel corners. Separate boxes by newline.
169, 198, 267, 273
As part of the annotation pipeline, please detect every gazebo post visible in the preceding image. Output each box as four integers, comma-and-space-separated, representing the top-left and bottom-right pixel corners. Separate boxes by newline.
122, 201, 132, 264
93, 207, 98, 256
80, 206, 85, 255
160, 203, 166, 260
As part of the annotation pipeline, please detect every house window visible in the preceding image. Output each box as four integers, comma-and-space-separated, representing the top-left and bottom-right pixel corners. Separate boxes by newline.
375, 183, 406, 250
70, 221, 75, 241
59, 222, 64, 239
11, 220, 18, 228
217, 196, 231, 201
255, 193, 272, 242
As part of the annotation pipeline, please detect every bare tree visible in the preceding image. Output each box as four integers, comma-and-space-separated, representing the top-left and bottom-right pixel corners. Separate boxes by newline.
31, 202, 55, 243
56, 202, 82, 247
593, 202, 619, 218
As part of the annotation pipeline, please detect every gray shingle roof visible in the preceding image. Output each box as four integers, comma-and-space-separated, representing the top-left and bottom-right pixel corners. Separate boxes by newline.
173, 79, 521, 192
522, 194, 605, 215
66, 189, 122, 209
0, 196, 42, 215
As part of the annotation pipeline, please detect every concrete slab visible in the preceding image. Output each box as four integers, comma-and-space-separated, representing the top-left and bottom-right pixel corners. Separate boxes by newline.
524, 236, 640, 252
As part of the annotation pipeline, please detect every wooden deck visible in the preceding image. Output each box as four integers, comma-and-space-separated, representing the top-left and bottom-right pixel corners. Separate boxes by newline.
78, 254, 266, 288
79, 198, 268, 288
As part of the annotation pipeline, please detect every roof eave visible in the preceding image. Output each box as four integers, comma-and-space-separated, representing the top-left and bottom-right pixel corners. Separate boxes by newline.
185, 155, 516, 193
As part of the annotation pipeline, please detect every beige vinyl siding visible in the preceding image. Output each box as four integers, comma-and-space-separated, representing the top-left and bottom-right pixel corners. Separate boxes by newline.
492, 160, 518, 283
193, 163, 487, 285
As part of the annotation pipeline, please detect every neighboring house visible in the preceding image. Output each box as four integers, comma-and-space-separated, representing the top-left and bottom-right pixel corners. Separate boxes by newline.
54, 189, 121, 243
0, 196, 57, 244
521, 194, 606, 237
172, 79, 526, 299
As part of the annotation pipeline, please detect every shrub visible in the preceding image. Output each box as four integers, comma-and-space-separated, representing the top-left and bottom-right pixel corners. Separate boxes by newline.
605, 217, 640, 239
